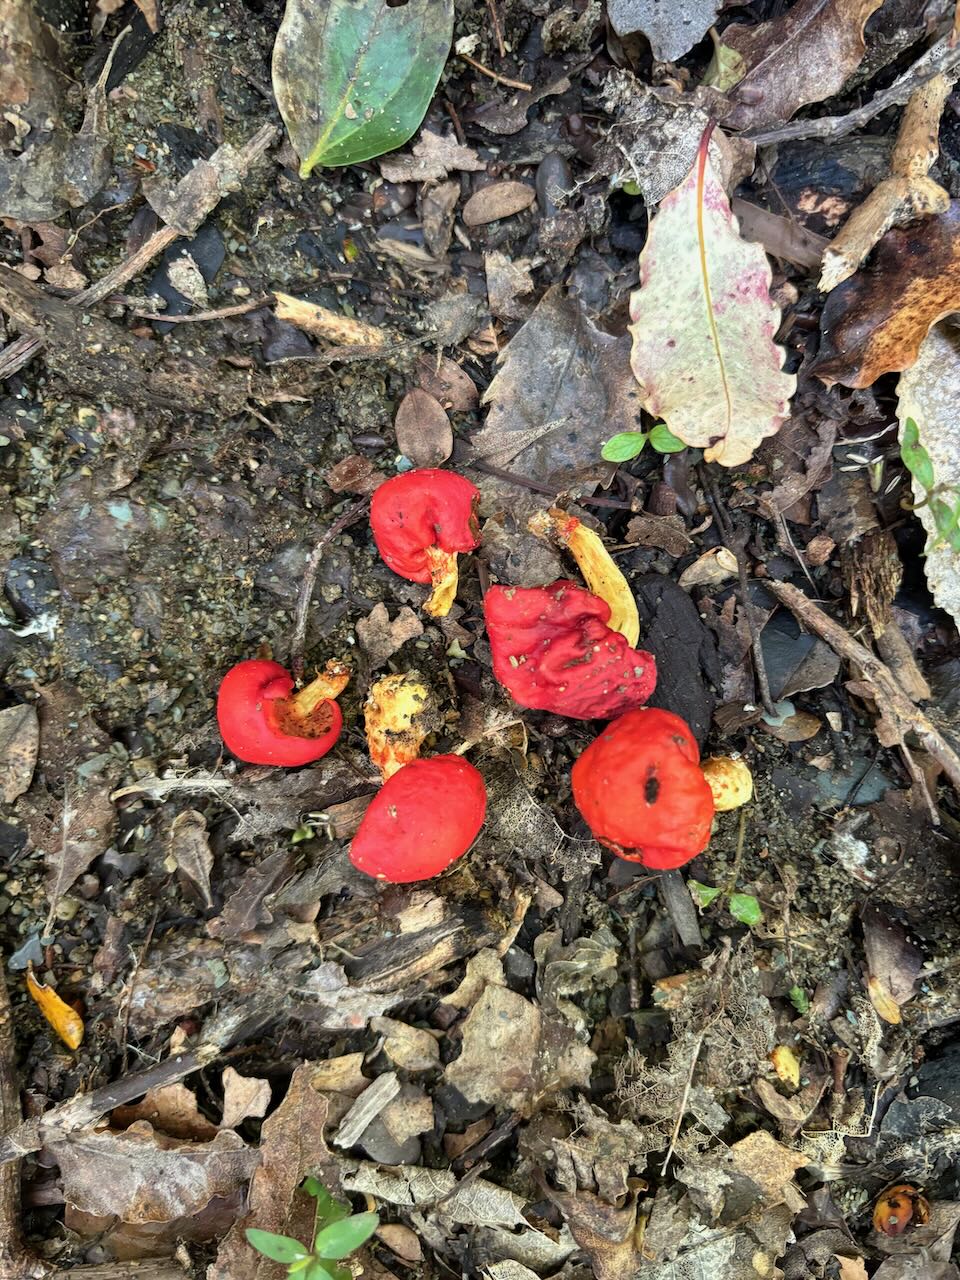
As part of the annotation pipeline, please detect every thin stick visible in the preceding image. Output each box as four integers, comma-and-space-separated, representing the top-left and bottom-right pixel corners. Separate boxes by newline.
765, 579, 960, 798
120, 295, 271, 324
458, 53, 532, 92
0, 962, 44, 1278
747, 34, 960, 146
290, 496, 371, 682
486, 0, 506, 57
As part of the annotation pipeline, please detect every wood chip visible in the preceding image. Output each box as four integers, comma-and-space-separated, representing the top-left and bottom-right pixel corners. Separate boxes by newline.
462, 181, 536, 227
274, 292, 390, 346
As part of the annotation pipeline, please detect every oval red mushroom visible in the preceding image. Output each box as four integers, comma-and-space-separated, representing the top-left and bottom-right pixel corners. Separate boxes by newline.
217, 658, 349, 767
370, 469, 480, 616
349, 755, 487, 882
483, 580, 657, 719
572, 708, 715, 869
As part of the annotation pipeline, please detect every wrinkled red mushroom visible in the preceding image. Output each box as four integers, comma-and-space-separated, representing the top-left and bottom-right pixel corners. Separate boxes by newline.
217, 658, 349, 767
483, 580, 657, 719
350, 755, 486, 882
370, 468, 480, 616
572, 708, 715, 869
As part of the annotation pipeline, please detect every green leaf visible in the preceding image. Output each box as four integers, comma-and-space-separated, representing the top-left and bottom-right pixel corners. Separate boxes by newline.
648, 422, 688, 453
787, 984, 809, 1015
900, 418, 936, 492
288, 1258, 315, 1274
601, 431, 647, 463
620, 179, 642, 196
306, 1263, 349, 1280
245, 1230, 310, 1264
272, 0, 454, 176
688, 879, 722, 909
728, 893, 763, 927
303, 1179, 350, 1234
314, 1212, 380, 1260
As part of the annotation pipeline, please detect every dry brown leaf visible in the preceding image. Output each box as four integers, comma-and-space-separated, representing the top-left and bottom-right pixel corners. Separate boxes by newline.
49, 1122, 257, 1224
394, 387, 452, 466
341, 1160, 529, 1227
376, 1223, 423, 1263
311, 1054, 368, 1097
209, 1068, 336, 1280
113, 1083, 220, 1142
722, 0, 885, 131
0, 703, 38, 802
220, 1068, 272, 1130
168, 809, 214, 909
370, 1016, 440, 1071
548, 1189, 639, 1280
485, 251, 535, 321
729, 1130, 808, 1207
415, 353, 478, 411
379, 128, 485, 183
45, 782, 116, 915
836, 1259, 869, 1280
462, 181, 535, 227
862, 903, 923, 1025
812, 201, 960, 389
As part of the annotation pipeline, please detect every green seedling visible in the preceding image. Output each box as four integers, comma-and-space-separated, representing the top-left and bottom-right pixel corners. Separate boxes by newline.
900, 417, 960, 552
246, 1177, 379, 1280
688, 879, 763, 927
601, 422, 687, 463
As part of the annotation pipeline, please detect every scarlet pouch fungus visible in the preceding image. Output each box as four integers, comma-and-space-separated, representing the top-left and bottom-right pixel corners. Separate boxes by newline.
483, 580, 657, 719
217, 658, 349, 767
350, 755, 487, 882
572, 707, 715, 869
370, 468, 480, 617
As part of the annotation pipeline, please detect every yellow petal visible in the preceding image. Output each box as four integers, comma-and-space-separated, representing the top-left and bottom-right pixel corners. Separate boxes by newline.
770, 1044, 801, 1089
529, 508, 640, 646
365, 673, 435, 780
27, 965, 83, 1050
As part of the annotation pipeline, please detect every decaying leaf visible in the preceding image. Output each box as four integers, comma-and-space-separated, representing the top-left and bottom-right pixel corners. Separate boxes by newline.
341, 1160, 529, 1228
272, 0, 454, 176
812, 202, 960, 389
607, 0, 721, 61
113, 1083, 220, 1142
861, 903, 924, 1026
471, 287, 638, 488
168, 809, 215, 909
548, 1188, 639, 1280
721, 0, 885, 131
45, 782, 117, 917
26, 965, 83, 1049
379, 128, 484, 183
820, 74, 954, 292
444, 984, 595, 1117
220, 1068, 272, 1130
394, 388, 452, 467
355, 603, 424, 669
896, 323, 960, 629
462, 181, 536, 227
48, 1122, 257, 1224
629, 131, 794, 466
210, 1068, 337, 1280
0, 703, 38, 802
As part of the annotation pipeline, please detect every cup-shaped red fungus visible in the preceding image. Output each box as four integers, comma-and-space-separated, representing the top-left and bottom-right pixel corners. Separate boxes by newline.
349, 755, 486, 882
572, 708, 715, 869
484, 580, 657, 719
217, 658, 349, 767
370, 469, 480, 616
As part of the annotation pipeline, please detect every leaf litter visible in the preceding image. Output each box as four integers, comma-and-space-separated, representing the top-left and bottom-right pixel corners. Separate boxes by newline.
3, 2, 960, 1278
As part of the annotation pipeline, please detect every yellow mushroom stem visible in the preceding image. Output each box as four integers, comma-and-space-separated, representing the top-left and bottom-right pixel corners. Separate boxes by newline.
701, 755, 753, 812
269, 660, 351, 737
528, 507, 641, 647
365, 672, 435, 781
423, 545, 460, 618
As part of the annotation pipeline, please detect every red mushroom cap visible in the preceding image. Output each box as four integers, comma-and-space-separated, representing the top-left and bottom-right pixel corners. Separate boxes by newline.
370, 469, 480, 582
483, 580, 657, 719
217, 658, 346, 767
572, 708, 715, 869
349, 755, 487, 883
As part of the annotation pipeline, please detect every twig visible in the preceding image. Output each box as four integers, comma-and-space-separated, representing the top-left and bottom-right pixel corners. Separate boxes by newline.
0, 962, 46, 1278
0, 124, 277, 382
765, 580, 960, 801
486, 0, 506, 57
458, 52, 532, 92
290, 496, 371, 682
119, 903, 160, 1073
746, 34, 960, 146
657, 869, 702, 948
118, 295, 271, 323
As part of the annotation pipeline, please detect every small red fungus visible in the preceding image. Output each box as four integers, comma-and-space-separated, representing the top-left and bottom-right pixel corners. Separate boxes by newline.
571, 708, 715, 869
369, 469, 481, 616
349, 755, 487, 882
483, 580, 657, 719
217, 658, 349, 767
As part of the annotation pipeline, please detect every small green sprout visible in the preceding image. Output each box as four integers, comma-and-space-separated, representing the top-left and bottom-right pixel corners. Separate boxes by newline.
246, 1177, 379, 1280
900, 417, 960, 552
601, 422, 687, 463
688, 879, 763, 927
